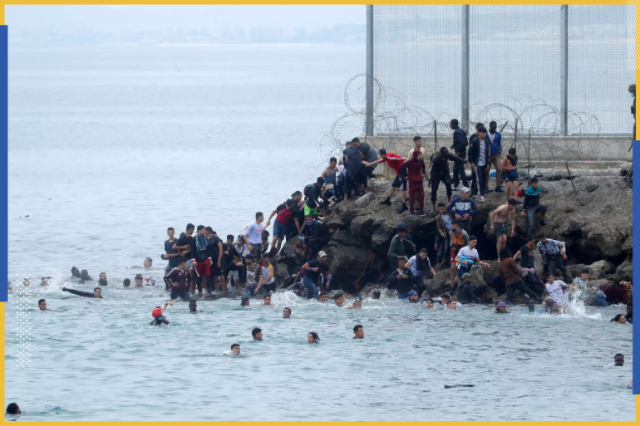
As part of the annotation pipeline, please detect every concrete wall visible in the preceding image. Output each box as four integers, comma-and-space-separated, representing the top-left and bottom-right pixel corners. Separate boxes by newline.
361, 135, 632, 179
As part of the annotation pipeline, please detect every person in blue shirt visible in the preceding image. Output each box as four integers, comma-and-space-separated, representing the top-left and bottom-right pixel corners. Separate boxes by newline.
446, 188, 478, 233
485, 121, 503, 193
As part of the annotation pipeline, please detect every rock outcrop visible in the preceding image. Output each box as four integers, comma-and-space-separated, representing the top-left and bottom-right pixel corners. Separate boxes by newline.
276, 173, 633, 301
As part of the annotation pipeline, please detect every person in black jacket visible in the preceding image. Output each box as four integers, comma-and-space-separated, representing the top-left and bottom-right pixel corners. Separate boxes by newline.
468, 125, 490, 201
62, 286, 103, 298
428, 147, 467, 213
450, 119, 469, 189
386, 256, 417, 299
300, 215, 331, 260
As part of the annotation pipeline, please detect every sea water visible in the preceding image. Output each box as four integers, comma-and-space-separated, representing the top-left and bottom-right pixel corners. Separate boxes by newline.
5, 46, 634, 421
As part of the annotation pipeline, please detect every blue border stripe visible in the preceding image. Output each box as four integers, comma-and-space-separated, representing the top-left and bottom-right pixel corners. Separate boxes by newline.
634, 140, 637, 394
0, 26, 6, 302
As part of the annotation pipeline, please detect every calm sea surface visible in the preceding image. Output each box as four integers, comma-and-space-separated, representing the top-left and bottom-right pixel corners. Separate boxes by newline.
6, 46, 634, 421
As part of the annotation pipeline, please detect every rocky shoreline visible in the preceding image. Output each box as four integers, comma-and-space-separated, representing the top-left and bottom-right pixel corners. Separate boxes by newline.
273, 172, 633, 304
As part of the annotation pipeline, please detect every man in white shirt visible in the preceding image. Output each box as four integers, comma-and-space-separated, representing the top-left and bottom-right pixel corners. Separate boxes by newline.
243, 212, 265, 262
455, 235, 490, 283
545, 274, 569, 306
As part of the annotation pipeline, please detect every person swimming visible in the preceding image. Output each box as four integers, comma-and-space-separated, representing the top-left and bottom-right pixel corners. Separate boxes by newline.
98, 273, 108, 286
612, 314, 628, 324
347, 297, 363, 309
123, 278, 131, 288
408, 290, 419, 303
495, 301, 507, 313
317, 292, 329, 303
189, 300, 198, 313
40, 276, 50, 286
240, 296, 250, 307
371, 290, 381, 300
353, 324, 364, 339
283, 307, 291, 318
447, 301, 457, 309
62, 286, 102, 298
134, 274, 144, 288
150, 302, 172, 326
231, 343, 241, 355
6, 403, 20, 415
333, 292, 346, 307
615, 353, 625, 366
70, 266, 81, 280
38, 299, 47, 311
80, 269, 93, 282
252, 327, 263, 341
308, 332, 320, 343
424, 298, 434, 308
261, 294, 275, 307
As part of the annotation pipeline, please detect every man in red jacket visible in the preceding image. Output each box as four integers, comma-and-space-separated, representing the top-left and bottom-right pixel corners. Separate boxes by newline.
371, 149, 409, 212
403, 151, 426, 215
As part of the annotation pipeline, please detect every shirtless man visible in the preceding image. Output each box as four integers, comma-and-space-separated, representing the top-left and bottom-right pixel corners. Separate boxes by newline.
490, 199, 521, 261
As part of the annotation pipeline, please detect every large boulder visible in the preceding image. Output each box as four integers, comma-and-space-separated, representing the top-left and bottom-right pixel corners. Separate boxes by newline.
589, 260, 616, 278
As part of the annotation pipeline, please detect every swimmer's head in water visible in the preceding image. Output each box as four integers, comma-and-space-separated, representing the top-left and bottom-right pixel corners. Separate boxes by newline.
93, 287, 102, 297
99, 272, 107, 280
123, 278, 131, 287
333, 292, 345, 306
283, 307, 291, 318
544, 298, 560, 314
23, 278, 30, 287
252, 327, 263, 340
263, 295, 272, 305
447, 301, 457, 309
38, 299, 46, 310
615, 353, 624, 366
144, 257, 153, 269
318, 293, 329, 303
189, 300, 197, 312
613, 314, 627, 324
408, 290, 419, 303
231, 343, 240, 354
425, 298, 434, 308
441, 293, 451, 304
80, 270, 92, 281
308, 332, 319, 343
71, 266, 80, 278
627, 302, 633, 314
372, 290, 381, 300
152, 307, 163, 317
495, 302, 506, 313
6, 403, 20, 415
353, 325, 364, 339
241, 297, 250, 307
134, 274, 143, 287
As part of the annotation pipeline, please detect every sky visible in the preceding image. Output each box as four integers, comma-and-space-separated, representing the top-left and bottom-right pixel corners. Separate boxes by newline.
6, 5, 365, 31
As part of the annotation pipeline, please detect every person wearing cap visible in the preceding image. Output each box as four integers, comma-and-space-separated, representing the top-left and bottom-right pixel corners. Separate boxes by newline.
407, 248, 436, 296
450, 119, 469, 190
446, 186, 477, 234
428, 147, 467, 214
150, 302, 173, 326
301, 251, 330, 299
62, 286, 103, 299
500, 248, 541, 304
164, 256, 192, 301
407, 290, 420, 303
300, 215, 331, 261
434, 202, 453, 271
458, 273, 481, 304
347, 297, 363, 309
372, 148, 407, 208
386, 256, 417, 299
244, 253, 263, 296
495, 301, 507, 314
520, 178, 548, 237
490, 199, 521, 261
388, 224, 415, 266
449, 219, 469, 290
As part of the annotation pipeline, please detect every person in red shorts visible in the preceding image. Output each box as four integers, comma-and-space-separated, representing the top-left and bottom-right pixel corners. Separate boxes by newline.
449, 219, 469, 291
194, 225, 212, 296
369, 149, 407, 208
402, 151, 426, 215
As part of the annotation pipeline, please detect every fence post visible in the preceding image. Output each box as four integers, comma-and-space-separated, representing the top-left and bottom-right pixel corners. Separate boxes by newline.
461, 5, 470, 135
514, 118, 518, 151
433, 120, 438, 154
366, 5, 374, 137
560, 5, 569, 136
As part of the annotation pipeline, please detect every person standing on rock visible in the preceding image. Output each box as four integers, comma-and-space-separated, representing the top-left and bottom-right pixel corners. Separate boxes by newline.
446, 187, 477, 234
457, 273, 481, 304
449, 219, 469, 290
342, 141, 365, 201
500, 248, 541, 305
387, 224, 415, 265
300, 215, 331, 260
243, 212, 265, 263
485, 121, 503, 194
355, 137, 380, 193
450, 119, 469, 190
408, 135, 426, 161
536, 234, 570, 283
428, 147, 468, 214
435, 202, 452, 271
320, 157, 338, 199
403, 151, 427, 215
521, 178, 548, 236
490, 199, 521, 261
386, 256, 417, 299
373, 148, 408, 208
468, 125, 490, 201
266, 199, 297, 254
501, 148, 519, 203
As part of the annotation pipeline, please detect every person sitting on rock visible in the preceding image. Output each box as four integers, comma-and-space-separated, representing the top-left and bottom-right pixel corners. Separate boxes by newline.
520, 177, 548, 236
500, 248, 541, 305
387, 224, 415, 265
457, 272, 481, 305
536, 234, 571, 283
386, 256, 417, 299
455, 235, 490, 284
